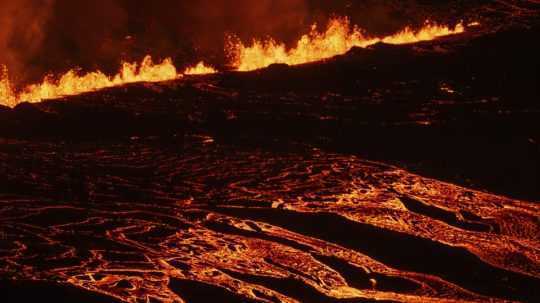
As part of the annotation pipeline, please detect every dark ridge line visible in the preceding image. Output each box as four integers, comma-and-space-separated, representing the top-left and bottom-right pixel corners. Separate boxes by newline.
221, 269, 392, 303
206, 217, 426, 296
203, 220, 314, 252
204, 217, 423, 296
312, 254, 422, 294
399, 196, 498, 233
169, 278, 260, 303
214, 206, 539, 302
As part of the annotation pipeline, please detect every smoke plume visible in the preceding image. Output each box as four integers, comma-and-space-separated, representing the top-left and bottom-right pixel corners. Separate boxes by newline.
0, 0, 461, 84
0, 0, 55, 83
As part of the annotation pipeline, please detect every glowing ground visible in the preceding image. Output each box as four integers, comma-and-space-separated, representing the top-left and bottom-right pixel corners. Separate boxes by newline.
0, 136, 538, 302
1, 1, 539, 302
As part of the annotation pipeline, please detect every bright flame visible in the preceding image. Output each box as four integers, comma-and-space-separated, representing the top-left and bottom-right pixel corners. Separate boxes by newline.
0, 66, 16, 107
0, 55, 179, 106
184, 61, 218, 75
0, 17, 470, 107
229, 18, 465, 71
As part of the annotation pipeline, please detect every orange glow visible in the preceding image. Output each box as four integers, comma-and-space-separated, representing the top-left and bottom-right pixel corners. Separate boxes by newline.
184, 61, 218, 75
229, 18, 465, 71
0, 66, 16, 107
0, 56, 179, 107
0, 17, 469, 107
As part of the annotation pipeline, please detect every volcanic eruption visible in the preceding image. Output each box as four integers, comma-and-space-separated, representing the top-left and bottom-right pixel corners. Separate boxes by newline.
1, 1, 539, 303
228, 17, 466, 71
1, 18, 466, 106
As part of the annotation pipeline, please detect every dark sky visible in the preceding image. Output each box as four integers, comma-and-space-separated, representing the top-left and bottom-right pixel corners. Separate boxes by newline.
0, 0, 462, 83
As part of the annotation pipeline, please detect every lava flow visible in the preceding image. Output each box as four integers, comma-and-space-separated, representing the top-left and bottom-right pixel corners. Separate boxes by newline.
1, 2, 540, 302
229, 17, 466, 71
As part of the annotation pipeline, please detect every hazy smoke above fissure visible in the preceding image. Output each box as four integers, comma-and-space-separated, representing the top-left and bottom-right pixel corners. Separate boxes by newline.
0, 0, 461, 84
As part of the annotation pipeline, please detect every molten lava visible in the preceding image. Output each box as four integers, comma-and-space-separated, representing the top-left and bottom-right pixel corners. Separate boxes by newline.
184, 61, 218, 75
0, 66, 15, 107
0, 56, 180, 107
0, 17, 468, 107
229, 18, 465, 71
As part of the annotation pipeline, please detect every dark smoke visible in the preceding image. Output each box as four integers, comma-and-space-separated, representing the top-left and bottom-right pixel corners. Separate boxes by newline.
0, 0, 465, 85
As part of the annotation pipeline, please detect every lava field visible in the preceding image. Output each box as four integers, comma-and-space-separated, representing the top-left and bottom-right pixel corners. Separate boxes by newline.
1, 1, 539, 302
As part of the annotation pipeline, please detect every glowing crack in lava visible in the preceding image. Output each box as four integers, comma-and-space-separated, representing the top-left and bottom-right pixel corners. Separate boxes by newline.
229, 17, 466, 71
184, 61, 218, 75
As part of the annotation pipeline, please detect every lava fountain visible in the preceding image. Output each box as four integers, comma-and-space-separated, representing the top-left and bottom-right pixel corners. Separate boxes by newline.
1, 17, 468, 107
0, 56, 180, 107
229, 17, 466, 71
184, 61, 218, 75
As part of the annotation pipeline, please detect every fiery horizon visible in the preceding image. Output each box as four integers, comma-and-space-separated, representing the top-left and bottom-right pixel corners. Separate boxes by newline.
230, 17, 466, 71
0, 17, 469, 107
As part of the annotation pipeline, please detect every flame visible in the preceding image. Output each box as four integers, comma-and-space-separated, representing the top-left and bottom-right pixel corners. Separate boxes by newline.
229, 18, 465, 71
0, 17, 470, 107
0, 66, 16, 107
184, 61, 218, 75
0, 55, 179, 106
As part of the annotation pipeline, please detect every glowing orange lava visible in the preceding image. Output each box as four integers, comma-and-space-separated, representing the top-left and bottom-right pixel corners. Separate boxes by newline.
0, 56, 180, 107
229, 18, 466, 71
0, 66, 16, 107
184, 61, 218, 75
0, 17, 469, 107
